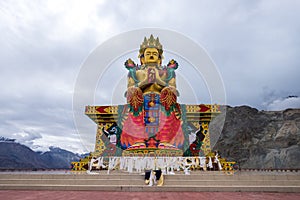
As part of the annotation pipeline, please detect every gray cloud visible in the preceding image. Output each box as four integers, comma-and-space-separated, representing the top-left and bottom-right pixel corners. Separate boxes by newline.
264, 96, 300, 111
0, 0, 299, 153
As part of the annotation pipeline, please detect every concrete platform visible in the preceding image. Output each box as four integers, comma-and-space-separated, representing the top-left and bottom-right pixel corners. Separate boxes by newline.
0, 171, 299, 192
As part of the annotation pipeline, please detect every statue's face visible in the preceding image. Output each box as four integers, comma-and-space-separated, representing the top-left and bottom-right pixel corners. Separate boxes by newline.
143, 48, 160, 64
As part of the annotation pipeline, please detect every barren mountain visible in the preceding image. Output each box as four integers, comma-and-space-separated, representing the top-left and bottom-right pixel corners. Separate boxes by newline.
212, 106, 300, 169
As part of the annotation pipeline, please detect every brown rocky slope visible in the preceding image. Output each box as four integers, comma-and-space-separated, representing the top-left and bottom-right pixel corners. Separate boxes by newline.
211, 106, 300, 169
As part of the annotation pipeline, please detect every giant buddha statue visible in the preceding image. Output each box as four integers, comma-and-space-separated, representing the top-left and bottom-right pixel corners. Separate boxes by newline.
120, 35, 184, 150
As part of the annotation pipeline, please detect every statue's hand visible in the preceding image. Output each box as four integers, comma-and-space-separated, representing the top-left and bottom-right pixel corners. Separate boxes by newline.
155, 69, 166, 86
137, 70, 148, 87
136, 66, 167, 88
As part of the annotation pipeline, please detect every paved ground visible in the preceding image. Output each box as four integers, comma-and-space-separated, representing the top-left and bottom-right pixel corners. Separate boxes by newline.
0, 191, 300, 200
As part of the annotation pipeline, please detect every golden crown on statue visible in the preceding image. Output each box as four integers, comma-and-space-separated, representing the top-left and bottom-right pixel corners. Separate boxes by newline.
139, 34, 163, 58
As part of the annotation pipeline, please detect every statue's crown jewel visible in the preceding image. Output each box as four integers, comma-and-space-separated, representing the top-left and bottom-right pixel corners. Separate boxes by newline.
139, 34, 163, 57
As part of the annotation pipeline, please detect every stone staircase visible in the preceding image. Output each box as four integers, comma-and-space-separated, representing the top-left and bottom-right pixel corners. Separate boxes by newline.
0, 171, 299, 192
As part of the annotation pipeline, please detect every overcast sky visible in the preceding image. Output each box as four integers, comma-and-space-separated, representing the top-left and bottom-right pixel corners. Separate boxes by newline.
0, 0, 299, 153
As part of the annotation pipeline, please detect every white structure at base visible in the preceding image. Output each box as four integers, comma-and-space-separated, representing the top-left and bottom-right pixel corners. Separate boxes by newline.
88, 156, 223, 174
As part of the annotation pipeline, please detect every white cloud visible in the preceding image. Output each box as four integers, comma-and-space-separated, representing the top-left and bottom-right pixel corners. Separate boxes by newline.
266, 97, 300, 111
13, 128, 43, 143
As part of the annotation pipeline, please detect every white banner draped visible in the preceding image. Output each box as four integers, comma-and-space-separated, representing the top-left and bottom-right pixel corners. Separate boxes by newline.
88, 156, 223, 174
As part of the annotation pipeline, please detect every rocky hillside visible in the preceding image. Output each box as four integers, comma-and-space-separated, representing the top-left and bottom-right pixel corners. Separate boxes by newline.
0, 142, 48, 169
0, 141, 82, 170
212, 106, 300, 169
39, 146, 82, 169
